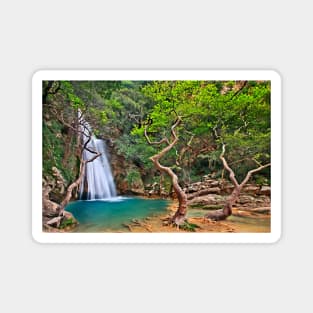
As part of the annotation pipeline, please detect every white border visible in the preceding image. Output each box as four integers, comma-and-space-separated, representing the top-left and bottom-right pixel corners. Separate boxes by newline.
32, 70, 281, 244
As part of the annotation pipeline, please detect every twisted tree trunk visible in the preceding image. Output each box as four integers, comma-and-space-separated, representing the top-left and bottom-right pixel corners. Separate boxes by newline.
205, 144, 270, 221
145, 117, 188, 225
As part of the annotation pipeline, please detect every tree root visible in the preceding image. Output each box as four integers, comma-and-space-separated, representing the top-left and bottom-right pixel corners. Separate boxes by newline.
45, 216, 63, 227
161, 215, 201, 232
122, 223, 133, 232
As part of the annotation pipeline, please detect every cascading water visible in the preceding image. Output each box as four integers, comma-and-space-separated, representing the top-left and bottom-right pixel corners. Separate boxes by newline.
79, 121, 117, 200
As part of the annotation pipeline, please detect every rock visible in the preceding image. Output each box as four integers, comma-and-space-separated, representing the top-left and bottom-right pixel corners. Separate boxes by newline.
188, 194, 225, 206
237, 195, 256, 205
243, 185, 260, 194
147, 182, 160, 196
185, 179, 223, 193
43, 199, 59, 214
201, 178, 219, 187
202, 174, 211, 181
220, 182, 234, 193
249, 207, 271, 214
160, 191, 169, 197
259, 186, 271, 196
207, 187, 221, 194
43, 207, 79, 231
178, 177, 270, 210
185, 182, 202, 193
255, 195, 271, 206
187, 187, 221, 199
44, 167, 67, 203
42, 184, 60, 216
129, 188, 145, 195
201, 204, 224, 210
209, 180, 220, 187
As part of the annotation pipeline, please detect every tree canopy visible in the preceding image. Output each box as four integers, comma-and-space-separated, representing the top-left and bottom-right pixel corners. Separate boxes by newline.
43, 79, 271, 189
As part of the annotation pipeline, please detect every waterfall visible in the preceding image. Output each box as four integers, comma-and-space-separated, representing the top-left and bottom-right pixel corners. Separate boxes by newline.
79, 122, 117, 200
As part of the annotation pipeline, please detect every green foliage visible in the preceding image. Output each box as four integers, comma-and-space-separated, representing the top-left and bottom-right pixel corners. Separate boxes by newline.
42, 119, 77, 183
60, 218, 74, 229
115, 134, 156, 170
136, 80, 271, 184
60, 81, 85, 110
126, 169, 142, 186
254, 175, 270, 186
42, 120, 62, 176
179, 221, 201, 232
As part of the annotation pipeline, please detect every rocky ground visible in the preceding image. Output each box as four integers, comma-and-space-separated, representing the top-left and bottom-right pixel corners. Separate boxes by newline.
185, 174, 270, 212
117, 201, 270, 233
120, 174, 271, 233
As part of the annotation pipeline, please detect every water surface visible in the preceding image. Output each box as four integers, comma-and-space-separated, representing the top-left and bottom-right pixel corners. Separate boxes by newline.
66, 197, 169, 232
187, 208, 270, 232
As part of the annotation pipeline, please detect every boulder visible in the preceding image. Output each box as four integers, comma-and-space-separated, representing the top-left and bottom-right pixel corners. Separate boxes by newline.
220, 182, 234, 193
183, 178, 270, 210
255, 195, 271, 206
259, 186, 271, 196
187, 187, 221, 200
185, 182, 202, 193
52, 166, 67, 194
243, 185, 260, 195
201, 204, 224, 210
188, 194, 225, 206
129, 188, 145, 195
249, 207, 271, 214
207, 187, 221, 194
209, 180, 220, 187
237, 195, 256, 205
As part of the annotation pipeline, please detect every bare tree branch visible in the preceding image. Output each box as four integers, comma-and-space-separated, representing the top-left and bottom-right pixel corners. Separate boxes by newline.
220, 144, 239, 188
240, 163, 271, 187
177, 133, 194, 165
144, 126, 170, 145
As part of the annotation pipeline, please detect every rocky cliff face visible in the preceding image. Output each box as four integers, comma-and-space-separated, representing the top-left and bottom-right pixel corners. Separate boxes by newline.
109, 146, 145, 195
